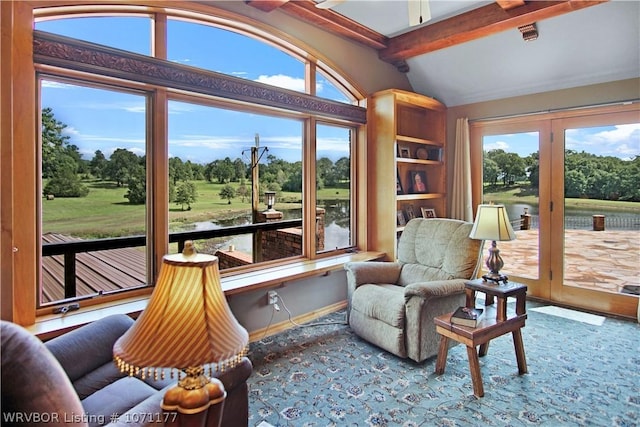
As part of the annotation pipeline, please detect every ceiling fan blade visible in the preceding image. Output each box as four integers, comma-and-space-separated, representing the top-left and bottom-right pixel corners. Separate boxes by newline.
315, 0, 347, 9
408, 0, 431, 26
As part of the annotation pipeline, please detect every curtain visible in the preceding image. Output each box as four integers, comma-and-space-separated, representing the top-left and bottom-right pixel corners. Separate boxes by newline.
450, 117, 473, 221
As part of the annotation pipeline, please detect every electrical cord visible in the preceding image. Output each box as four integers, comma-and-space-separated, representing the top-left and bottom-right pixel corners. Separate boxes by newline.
258, 291, 347, 341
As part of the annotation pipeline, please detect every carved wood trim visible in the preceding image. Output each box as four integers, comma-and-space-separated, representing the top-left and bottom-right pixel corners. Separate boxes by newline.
33, 31, 366, 124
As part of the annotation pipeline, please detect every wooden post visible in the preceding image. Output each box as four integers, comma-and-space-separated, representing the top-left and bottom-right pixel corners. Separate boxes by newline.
252, 134, 261, 263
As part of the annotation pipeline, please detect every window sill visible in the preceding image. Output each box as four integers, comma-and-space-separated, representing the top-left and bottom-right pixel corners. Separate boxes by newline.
28, 250, 384, 340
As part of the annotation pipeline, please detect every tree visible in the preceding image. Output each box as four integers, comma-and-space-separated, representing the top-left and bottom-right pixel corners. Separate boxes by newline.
41, 107, 89, 197
219, 184, 236, 204
43, 161, 90, 197
124, 165, 147, 204
90, 150, 108, 179
482, 157, 500, 186
236, 181, 249, 202
105, 148, 140, 187
175, 181, 197, 210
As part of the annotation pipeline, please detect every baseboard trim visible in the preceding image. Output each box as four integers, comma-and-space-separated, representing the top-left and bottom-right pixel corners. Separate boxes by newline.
249, 301, 347, 342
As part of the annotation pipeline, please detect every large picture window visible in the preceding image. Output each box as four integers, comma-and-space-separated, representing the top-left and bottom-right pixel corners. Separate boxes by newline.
33, 5, 364, 309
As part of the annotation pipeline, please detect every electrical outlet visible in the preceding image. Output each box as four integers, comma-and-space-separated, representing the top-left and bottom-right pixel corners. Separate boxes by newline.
267, 290, 278, 305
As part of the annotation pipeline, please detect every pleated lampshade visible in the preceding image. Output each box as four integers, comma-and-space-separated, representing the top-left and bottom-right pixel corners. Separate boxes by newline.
113, 243, 248, 380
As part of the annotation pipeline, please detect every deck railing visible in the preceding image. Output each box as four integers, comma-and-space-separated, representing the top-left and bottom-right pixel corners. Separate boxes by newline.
42, 219, 303, 301
514, 215, 640, 231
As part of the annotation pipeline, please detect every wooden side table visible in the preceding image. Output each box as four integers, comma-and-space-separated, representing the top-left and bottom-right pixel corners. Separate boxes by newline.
434, 279, 528, 397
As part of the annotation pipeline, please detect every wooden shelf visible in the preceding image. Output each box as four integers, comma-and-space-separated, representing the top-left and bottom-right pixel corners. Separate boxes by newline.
396, 193, 445, 201
367, 89, 447, 261
396, 135, 442, 147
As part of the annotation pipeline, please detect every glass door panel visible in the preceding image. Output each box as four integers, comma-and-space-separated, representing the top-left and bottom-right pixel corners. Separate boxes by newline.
561, 122, 640, 291
551, 111, 640, 317
482, 131, 541, 282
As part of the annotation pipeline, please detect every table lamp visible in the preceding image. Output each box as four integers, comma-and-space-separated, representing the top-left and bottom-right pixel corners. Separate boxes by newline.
113, 241, 248, 426
469, 204, 516, 284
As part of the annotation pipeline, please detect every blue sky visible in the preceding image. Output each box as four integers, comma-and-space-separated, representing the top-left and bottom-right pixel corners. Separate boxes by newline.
36, 16, 350, 164
484, 124, 640, 160
37, 16, 639, 165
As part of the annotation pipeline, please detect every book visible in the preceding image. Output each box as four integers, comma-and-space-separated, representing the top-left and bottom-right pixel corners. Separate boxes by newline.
450, 306, 484, 327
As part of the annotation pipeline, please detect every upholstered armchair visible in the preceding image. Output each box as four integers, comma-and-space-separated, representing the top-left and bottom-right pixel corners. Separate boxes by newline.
345, 218, 483, 363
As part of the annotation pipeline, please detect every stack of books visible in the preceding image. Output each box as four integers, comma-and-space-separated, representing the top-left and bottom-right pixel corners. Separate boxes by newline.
450, 306, 484, 327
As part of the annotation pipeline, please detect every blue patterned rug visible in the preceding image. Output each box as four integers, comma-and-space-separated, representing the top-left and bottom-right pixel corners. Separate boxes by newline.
247, 301, 639, 427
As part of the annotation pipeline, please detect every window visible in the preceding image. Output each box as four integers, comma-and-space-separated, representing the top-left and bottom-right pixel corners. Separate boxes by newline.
167, 99, 304, 264
32, 5, 365, 309
167, 19, 305, 92
39, 78, 150, 306
316, 123, 353, 253
35, 16, 151, 55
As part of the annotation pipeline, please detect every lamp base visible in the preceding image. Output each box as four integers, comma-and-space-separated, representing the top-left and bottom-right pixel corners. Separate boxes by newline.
482, 272, 509, 284
161, 367, 226, 427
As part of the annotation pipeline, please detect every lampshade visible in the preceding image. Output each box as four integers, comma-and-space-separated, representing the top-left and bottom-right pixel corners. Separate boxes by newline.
113, 243, 248, 380
469, 204, 516, 242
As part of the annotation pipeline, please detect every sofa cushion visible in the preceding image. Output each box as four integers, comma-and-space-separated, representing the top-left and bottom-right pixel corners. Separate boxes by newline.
73, 361, 127, 400
82, 377, 158, 427
1, 321, 88, 426
351, 284, 405, 327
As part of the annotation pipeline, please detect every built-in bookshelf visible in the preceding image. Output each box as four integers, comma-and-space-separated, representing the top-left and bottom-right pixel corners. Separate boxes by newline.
367, 89, 447, 260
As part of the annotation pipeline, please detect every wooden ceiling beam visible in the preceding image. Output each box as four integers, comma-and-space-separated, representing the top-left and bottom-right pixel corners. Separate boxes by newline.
261, 0, 388, 50
245, 0, 292, 13
246, 0, 607, 70
379, 1, 607, 65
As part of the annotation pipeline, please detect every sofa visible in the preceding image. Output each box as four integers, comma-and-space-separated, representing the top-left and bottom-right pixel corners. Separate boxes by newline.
345, 218, 482, 363
1, 314, 252, 427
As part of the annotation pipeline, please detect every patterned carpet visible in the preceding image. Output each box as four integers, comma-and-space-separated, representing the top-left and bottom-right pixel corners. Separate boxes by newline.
247, 302, 639, 427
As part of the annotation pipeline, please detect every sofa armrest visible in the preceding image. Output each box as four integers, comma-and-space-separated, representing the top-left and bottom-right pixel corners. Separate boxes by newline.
404, 279, 466, 300
45, 314, 134, 383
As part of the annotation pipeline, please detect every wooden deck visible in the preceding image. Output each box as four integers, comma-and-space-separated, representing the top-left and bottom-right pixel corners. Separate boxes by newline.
41, 233, 147, 304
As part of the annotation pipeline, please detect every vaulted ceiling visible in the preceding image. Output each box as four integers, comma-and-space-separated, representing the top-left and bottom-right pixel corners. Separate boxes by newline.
247, 0, 640, 106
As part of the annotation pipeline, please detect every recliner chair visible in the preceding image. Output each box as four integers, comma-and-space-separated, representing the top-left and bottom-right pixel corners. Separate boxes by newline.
345, 218, 482, 363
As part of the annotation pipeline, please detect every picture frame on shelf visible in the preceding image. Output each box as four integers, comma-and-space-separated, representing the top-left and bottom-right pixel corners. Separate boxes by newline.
409, 170, 428, 194
396, 172, 403, 195
421, 208, 437, 219
405, 204, 416, 220
398, 145, 411, 158
397, 210, 407, 226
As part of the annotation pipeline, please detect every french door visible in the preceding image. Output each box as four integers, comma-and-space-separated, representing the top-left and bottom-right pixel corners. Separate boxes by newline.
471, 104, 639, 318
549, 110, 639, 317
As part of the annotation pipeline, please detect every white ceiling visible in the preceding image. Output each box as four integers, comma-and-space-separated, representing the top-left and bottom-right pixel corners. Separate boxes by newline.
323, 0, 640, 106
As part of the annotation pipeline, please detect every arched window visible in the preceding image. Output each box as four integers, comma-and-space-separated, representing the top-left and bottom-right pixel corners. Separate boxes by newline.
34, 5, 365, 308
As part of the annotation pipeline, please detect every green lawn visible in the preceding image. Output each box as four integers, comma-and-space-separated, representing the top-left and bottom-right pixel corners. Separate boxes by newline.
43, 179, 350, 238
483, 185, 640, 212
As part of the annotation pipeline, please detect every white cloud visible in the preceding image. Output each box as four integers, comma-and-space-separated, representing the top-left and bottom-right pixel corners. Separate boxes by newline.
41, 81, 75, 89
484, 140, 510, 152
62, 126, 80, 136
254, 74, 305, 92
566, 124, 640, 159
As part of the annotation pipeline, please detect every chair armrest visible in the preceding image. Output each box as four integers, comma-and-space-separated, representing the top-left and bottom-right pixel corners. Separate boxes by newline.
404, 279, 466, 300
344, 261, 402, 288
